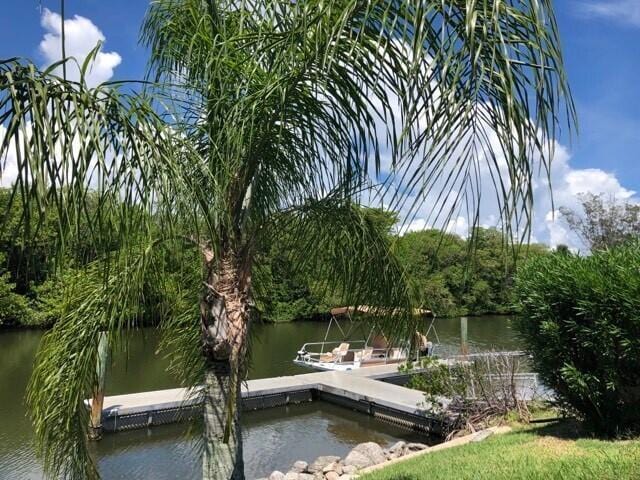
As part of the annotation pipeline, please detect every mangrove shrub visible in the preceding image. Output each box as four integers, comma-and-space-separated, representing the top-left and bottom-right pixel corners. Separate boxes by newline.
515, 243, 640, 435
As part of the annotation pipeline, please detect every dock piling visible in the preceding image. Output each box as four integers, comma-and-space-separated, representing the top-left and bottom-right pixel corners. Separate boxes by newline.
89, 331, 109, 441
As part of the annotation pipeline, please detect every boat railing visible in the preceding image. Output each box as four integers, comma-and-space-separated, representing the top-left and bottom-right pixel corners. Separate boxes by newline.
296, 341, 367, 364
295, 341, 406, 366
447, 350, 527, 360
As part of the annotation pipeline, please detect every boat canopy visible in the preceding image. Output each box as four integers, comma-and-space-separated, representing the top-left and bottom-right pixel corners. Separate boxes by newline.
292, 305, 438, 371
329, 305, 432, 318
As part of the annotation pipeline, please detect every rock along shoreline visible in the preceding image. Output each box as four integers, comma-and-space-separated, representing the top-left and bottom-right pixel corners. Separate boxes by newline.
257, 440, 429, 480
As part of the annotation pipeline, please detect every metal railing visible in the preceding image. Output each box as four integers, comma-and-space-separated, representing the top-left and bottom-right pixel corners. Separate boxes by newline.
295, 340, 366, 366
298, 340, 367, 355
295, 341, 407, 366
447, 350, 528, 360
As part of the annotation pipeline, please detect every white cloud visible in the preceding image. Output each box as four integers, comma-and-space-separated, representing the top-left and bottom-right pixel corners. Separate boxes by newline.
565, 169, 634, 198
1, 10, 123, 186
39, 8, 121, 86
360, 35, 637, 252
578, 1, 640, 27
534, 149, 637, 250
386, 130, 637, 250
401, 218, 427, 234
0, 122, 93, 189
545, 210, 572, 250
0, 125, 19, 187
362, 61, 637, 251
446, 216, 469, 237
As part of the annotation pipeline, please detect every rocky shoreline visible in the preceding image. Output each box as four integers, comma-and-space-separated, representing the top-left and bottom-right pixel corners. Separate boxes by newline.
258, 441, 429, 480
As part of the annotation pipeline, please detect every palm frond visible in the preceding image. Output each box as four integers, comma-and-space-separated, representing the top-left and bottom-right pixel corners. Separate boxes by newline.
266, 198, 418, 342
141, 0, 574, 253
26, 240, 186, 480
0, 55, 177, 257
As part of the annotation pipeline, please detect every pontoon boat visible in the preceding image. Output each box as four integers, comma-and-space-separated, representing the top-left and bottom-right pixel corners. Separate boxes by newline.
293, 306, 436, 371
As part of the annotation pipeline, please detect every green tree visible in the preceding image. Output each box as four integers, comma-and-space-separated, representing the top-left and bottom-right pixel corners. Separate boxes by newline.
396, 230, 466, 315
560, 193, 640, 251
252, 207, 399, 322
0, 253, 34, 326
396, 228, 549, 316
0, 188, 165, 327
0, 188, 58, 292
1, 1, 572, 479
252, 239, 325, 323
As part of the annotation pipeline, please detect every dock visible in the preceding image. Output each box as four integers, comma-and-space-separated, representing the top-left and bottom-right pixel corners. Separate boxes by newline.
98, 363, 451, 435
97, 351, 540, 436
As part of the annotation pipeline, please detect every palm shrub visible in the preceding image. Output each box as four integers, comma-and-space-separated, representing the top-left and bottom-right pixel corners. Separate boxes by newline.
515, 243, 640, 436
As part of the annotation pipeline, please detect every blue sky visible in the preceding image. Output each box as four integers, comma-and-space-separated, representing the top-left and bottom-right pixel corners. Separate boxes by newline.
1, 1, 639, 248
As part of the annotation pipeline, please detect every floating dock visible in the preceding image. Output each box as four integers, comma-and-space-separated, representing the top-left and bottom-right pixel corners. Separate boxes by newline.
98, 363, 451, 435
96, 352, 540, 436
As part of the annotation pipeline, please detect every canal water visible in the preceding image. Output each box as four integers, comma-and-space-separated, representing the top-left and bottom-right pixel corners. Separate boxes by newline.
0, 316, 521, 479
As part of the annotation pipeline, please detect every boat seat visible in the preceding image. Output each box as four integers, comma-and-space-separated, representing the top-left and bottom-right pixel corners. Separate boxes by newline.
354, 347, 373, 363
371, 334, 389, 349
342, 350, 355, 362
319, 342, 350, 362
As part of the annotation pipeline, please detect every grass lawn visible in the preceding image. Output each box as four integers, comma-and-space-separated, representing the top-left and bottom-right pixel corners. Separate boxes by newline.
361, 421, 640, 480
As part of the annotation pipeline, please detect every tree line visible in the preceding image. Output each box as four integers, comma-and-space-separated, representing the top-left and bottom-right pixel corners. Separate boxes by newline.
258, 194, 640, 321
1, 192, 549, 327
5, 192, 637, 328
256, 215, 550, 321
0, 188, 198, 328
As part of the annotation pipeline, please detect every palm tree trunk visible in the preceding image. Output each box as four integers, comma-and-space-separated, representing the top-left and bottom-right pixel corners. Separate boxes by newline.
202, 361, 244, 480
201, 250, 251, 480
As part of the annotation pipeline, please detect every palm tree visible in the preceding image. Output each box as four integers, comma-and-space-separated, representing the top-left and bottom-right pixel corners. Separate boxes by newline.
0, 1, 573, 479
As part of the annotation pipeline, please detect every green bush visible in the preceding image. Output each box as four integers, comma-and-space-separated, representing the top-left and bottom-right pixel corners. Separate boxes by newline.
28, 276, 67, 327
515, 243, 640, 435
0, 271, 34, 326
406, 357, 470, 406
0, 252, 34, 326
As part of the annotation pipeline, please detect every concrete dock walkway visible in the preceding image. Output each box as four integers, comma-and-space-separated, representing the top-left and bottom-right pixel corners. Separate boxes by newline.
98, 363, 449, 434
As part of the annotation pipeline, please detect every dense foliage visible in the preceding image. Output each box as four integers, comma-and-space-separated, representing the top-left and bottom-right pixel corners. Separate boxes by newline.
0, 188, 198, 328
252, 242, 327, 322
396, 229, 548, 316
515, 243, 640, 436
0, 253, 33, 326
242, 225, 551, 321
0, 188, 58, 327
0, 192, 549, 326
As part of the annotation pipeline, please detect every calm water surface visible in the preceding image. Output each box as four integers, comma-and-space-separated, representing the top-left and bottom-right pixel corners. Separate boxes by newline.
0, 316, 521, 479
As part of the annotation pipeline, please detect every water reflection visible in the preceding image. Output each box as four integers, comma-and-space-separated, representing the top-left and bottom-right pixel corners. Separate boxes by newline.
92, 423, 199, 480
242, 402, 429, 479
0, 330, 43, 480
91, 402, 430, 480
248, 315, 522, 378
